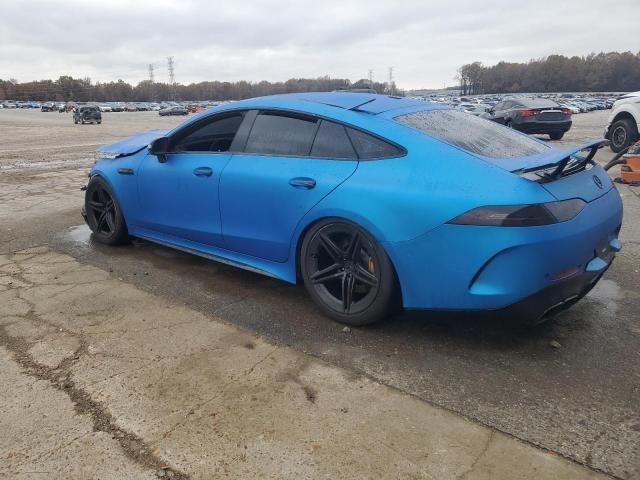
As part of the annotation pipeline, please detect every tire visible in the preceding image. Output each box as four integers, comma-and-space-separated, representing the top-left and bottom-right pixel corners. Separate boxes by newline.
609, 119, 638, 153
300, 218, 398, 326
505, 120, 513, 129
549, 131, 564, 140
97, 121, 102, 124
74, 118, 78, 124
84, 177, 130, 245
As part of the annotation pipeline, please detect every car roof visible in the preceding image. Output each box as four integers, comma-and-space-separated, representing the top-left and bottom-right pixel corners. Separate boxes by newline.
508, 98, 558, 108
221, 92, 441, 116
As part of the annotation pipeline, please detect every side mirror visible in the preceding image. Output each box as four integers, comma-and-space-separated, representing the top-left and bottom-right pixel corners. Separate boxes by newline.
149, 137, 169, 163
486, 107, 494, 114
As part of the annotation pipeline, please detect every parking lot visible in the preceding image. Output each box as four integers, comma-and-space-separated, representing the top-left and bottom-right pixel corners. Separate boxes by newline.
1, 108, 639, 479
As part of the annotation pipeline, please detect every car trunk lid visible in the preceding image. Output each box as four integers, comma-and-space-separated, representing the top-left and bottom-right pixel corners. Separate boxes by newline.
502, 139, 612, 202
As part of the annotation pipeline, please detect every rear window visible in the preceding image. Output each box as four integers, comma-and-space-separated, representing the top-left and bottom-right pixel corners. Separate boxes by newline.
311, 121, 357, 160
345, 128, 404, 159
395, 110, 549, 159
245, 111, 318, 156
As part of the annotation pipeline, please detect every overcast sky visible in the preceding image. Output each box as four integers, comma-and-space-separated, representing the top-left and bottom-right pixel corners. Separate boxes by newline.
1, 0, 638, 89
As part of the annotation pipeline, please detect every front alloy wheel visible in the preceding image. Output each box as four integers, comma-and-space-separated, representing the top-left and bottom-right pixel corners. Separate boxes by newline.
84, 177, 129, 245
301, 219, 397, 325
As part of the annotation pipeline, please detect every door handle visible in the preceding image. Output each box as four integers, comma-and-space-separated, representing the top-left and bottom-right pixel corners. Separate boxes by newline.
288, 177, 316, 189
193, 167, 213, 177
117, 168, 134, 175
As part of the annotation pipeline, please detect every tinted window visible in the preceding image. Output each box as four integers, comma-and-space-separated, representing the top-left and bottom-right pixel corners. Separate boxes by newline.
521, 98, 559, 108
245, 111, 318, 156
310, 120, 357, 160
346, 128, 403, 160
173, 113, 244, 152
395, 109, 548, 159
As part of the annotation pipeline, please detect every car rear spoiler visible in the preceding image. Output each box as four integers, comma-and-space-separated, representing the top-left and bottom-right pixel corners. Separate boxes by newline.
483, 139, 609, 175
507, 139, 609, 183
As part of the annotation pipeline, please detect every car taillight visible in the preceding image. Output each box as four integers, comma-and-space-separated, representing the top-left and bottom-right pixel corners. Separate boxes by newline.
518, 109, 538, 118
447, 199, 586, 227
561, 108, 572, 116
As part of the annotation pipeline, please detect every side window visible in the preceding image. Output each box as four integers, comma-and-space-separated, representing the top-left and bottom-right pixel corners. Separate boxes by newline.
310, 120, 357, 160
493, 102, 504, 111
172, 112, 244, 152
346, 128, 403, 160
244, 111, 318, 156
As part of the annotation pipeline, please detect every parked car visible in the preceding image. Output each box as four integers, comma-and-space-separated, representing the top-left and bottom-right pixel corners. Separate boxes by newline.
481, 98, 572, 140
111, 103, 125, 112
84, 92, 622, 326
73, 105, 102, 124
159, 105, 188, 116
125, 103, 138, 112
604, 91, 640, 152
41, 102, 56, 112
98, 104, 112, 112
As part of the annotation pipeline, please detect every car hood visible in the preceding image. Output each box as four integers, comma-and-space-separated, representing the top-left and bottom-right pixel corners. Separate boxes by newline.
481, 139, 608, 173
97, 129, 170, 156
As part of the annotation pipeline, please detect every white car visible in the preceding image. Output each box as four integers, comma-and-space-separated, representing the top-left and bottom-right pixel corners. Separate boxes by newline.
605, 91, 640, 152
98, 104, 112, 112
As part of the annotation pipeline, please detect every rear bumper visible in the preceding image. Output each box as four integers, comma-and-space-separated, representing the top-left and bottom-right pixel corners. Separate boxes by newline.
387, 186, 623, 315
500, 260, 610, 323
515, 119, 572, 134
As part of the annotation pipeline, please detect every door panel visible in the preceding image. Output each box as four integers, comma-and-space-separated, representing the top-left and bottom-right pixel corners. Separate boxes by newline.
137, 152, 232, 246
220, 155, 357, 262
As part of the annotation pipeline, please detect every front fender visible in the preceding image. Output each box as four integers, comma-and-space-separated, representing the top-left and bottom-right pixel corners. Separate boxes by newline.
89, 152, 145, 225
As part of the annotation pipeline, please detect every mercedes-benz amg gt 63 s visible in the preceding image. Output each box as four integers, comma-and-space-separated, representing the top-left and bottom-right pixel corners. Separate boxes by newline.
83, 92, 623, 326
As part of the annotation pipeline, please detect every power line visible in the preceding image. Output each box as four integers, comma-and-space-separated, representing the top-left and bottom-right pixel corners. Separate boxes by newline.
167, 57, 175, 85
167, 56, 176, 100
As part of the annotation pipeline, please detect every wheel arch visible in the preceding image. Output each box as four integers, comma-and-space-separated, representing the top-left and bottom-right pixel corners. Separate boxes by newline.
611, 110, 640, 130
291, 214, 403, 305
87, 171, 131, 224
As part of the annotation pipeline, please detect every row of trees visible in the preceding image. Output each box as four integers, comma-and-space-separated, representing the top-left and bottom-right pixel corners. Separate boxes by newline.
0, 76, 396, 102
457, 51, 640, 95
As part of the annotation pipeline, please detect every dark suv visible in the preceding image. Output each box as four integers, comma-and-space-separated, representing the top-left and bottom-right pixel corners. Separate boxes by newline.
481, 98, 572, 140
74, 106, 102, 124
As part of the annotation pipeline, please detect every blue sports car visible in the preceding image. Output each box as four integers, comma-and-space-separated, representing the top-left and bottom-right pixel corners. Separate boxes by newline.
83, 92, 623, 325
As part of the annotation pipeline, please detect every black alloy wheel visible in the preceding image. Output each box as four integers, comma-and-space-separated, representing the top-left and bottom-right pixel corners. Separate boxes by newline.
609, 119, 637, 153
301, 219, 397, 325
84, 177, 129, 245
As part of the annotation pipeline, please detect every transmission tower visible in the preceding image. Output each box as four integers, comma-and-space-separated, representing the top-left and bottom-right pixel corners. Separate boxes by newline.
388, 66, 395, 94
168, 56, 176, 100
368, 69, 373, 89
148, 64, 155, 83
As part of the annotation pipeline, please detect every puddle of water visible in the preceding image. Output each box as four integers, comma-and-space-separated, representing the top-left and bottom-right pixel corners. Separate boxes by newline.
60, 224, 96, 253
585, 278, 623, 316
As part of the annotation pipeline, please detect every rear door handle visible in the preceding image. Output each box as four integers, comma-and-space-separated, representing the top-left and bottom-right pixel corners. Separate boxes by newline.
288, 177, 316, 189
193, 167, 213, 177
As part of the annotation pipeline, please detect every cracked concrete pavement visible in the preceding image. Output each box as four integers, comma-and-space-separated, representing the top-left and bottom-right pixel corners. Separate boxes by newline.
0, 247, 608, 479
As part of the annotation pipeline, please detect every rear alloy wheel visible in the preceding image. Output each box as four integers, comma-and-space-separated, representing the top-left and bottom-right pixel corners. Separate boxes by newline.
609, 119, 637, 153
301, 219, 397, 325
84, 177, 130, 245
549, 131, 564, 140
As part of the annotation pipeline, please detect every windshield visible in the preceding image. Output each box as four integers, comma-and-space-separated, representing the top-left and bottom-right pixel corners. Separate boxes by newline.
394, 109, 549, 159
